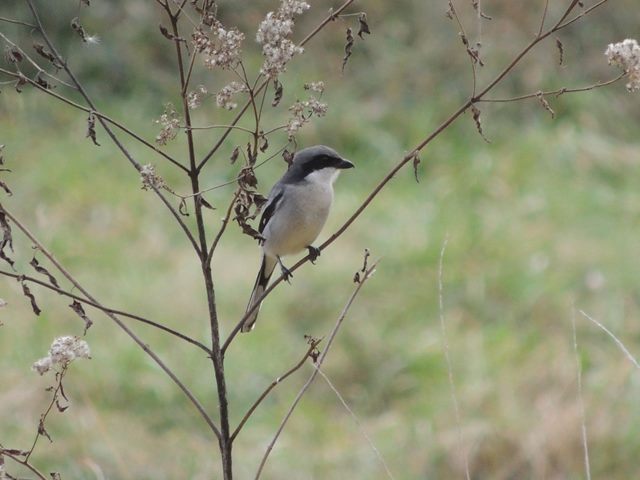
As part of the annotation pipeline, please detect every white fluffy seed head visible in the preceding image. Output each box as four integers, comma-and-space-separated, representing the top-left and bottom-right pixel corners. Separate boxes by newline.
32, 336, 91, 375
255, 0, 310, 78
605, 38, 640, 92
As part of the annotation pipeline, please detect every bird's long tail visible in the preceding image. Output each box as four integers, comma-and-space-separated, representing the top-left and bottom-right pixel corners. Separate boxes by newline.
242, 255, 277, 332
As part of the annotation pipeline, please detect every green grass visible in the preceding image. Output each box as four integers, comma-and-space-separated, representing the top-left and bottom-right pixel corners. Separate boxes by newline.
2, 1, 640, 479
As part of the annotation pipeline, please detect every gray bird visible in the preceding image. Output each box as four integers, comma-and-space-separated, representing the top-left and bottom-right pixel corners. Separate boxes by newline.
242, 145, 354, 332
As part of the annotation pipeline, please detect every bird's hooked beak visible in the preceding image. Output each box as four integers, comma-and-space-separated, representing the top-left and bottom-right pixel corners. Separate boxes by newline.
337, 158, 355, 169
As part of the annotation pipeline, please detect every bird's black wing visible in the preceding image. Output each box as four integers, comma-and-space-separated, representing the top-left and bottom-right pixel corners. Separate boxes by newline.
258, 188, 284, 234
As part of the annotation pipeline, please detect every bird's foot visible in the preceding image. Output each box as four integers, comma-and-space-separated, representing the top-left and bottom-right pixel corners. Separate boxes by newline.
277, 257, 293, 283
307, 246, 321, 264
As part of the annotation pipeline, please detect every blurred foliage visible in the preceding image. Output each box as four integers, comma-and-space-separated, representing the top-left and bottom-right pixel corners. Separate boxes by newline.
1, 0, 640, 479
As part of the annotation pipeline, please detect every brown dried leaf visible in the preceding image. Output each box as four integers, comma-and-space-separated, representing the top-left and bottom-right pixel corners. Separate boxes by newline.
20, 280, 41, 315
159, 25, 185, 43
470, 104, 490, 143
59, 379, 69, 402
15, 76, 27, 93
0, 209, 13, 255
230, 146, 240, 164
246, 143, 257, 167
86, 112, 100, 146
238, 166, 258, 190
445, 2, 454, 19
159, 25, 172, 40
35, 74, 54, 90
272, 79, 283, 107
178, 198, 190, 216
5, 46, 24, 63
30, 257, 60, 288
411, 151, 421, 183
471, 0, 492, 19
235, 216, 263, 241
354, 248, 371, 283
259, 132, 269, 153
282, 149, 294, 167
69, 300, 93, 334
0, 251, 14, 269
357, 13, 371, 39
38, 417, 52, 442
33, 42, 62, 69
56, 399, 69, 413
0, 181, 12, 196
70, 17, 88, 42
536, 91, 556, 119
198, 195, 215, 210
556, 38, 564, 66
1, 448, 28, 456
341, 27, 354, 72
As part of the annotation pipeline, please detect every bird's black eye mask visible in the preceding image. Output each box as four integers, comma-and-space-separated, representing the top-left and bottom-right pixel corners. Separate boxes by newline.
300, 155, 351, 177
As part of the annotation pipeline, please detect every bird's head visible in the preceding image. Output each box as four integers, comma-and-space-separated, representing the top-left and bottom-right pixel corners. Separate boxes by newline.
288, 145, 354, 185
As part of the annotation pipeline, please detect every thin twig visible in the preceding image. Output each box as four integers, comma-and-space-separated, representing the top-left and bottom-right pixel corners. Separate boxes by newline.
230, 338, 322, 442
571, 307, 592, 480
448, 0, 478, 97
579, 310, 640, 369
479, 73, 626, 103
557, 0, 610, 29
1, 206, 221, 439
0, 269, 212, 354
182, 35, 199, 95
0, 16, 36, 28
1, 451, 48, 480
254, 261, 378, 479
25, 365, 67, 461
187, 124, 256, 134
537, 0, 550, 37
437, 236, 470, 480
555, 0, 582, 27
208, 189, 240, 263
316, 367, 396, 480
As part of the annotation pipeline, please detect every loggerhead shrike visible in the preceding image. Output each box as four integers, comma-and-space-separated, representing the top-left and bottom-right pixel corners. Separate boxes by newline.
242, 145, 354, 332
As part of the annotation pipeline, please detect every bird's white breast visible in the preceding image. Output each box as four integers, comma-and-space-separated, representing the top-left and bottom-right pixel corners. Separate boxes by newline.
262, 169, 340, 257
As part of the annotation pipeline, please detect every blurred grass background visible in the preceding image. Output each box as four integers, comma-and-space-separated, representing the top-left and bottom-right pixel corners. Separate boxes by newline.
1, 0, 640, 478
